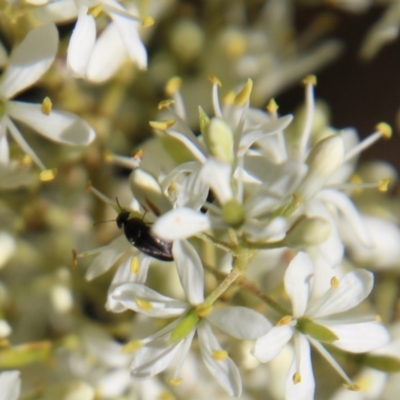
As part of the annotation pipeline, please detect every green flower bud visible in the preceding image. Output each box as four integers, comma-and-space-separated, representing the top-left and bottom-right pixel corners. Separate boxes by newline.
297, 317, 338, 343
285, 217, 331, 247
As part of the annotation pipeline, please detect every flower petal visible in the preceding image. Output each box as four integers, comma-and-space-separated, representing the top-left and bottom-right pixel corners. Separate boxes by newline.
307, 269, 374, 318
86, 22, 126, 83
106, 254, 151, 312
172, 240, 204, 305
285, 333, 315, 400
326, 321, 390, 353
67, 6, 96, 78
0, 24, 58, 99
252, 325, 294, 363
110, 12, 147, 70
7, 101, 95, 145
111, 282, 188, 317
152, 208, 211, 240
0, 371, 21, 400
317, 189, 373, 248
130, 336, 183, 379
207, 306, 272, 340
238, 114, 293, 156
35, 0, 78, 23
197, 321, 242, 397
85, 236, 130, 281
284, 252, 314, 318
0, 121, 9, 164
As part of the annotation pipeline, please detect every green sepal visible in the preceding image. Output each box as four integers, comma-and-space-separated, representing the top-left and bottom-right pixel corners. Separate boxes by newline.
169, 311, 200, 343
198, 106, 210, 137
297, 317, 338, 343
0, 341, 52, 368
359, 354, 400, 372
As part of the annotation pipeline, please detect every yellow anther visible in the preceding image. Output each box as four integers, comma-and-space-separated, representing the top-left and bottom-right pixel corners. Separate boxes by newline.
130, 256, 140, 275
208, 75, 222, 87
0, 339, 9, 347
41, 96, 52, 115
142, 16, 154, 27
375, 122, 392, 139
277, 315, 293, 326
132, 149, 143, 160
378, 178, 390, 192
149, 119, 176, 130
158, 99, 175, 110
234, 78, 253, 107
135, 298, 153, 311
121, 339, 143, 353
103, 151, 113, 163
212, 349, 228, 361
39, 168, 57, 182
87, 5, 103, 17
330, 276, 339, 289
302, 75, 317, 86
167, 378, 182, 386
343, 383, 360, 391
225, 35, 246, 58
22, 155, 32, 165
293, 372, 301, 384
266, 98, 279, 114
159, 392, 175, 400
223, 91, 235, 105
349, 174, 362, 184
71, 249, 78, 271
195, 304, 213, 317
375, 314, 382, 322
165, 77, 182, 96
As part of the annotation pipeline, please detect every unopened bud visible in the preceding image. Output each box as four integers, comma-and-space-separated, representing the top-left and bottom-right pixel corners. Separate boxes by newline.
295, 135, 344, 201
204, 118, 234, 163
285, 217, 331, 247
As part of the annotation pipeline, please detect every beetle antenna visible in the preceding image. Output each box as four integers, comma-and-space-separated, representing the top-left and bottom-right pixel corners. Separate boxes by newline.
115, 197, 123, 211
93, 219, 116, 226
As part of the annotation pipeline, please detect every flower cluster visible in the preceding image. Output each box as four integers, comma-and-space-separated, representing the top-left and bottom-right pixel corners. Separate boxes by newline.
0, 2, 399, 400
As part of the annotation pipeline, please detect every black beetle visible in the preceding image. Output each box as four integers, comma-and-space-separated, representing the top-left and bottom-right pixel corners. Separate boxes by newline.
116, 205, 173, 262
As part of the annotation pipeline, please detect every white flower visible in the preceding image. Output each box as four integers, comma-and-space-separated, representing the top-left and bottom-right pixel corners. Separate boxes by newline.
0, 24, 95, 170
252, 251, 389, 400
111, 240, 271, 397
36, 0, 147, 82
0, 371, 21, 400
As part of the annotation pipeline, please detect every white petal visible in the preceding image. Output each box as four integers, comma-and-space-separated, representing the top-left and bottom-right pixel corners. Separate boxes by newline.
130, 337, 183, 379
152, 208, 211, 240
208, 306, 272, 340
110, 12, 147, 69
0, 371, 21, 400
197, 321, 242, 397
164, 129, 207, 163
0, 24, 58, 99
326, 321, 390, 353
111, 282, 188, 317
172, 240, 204, 305
307, 269, 373, 318
238, 115, 293, 156
252, 325, 293, 363
285, 334, 315, 400
0, 121, 9, 164
97, 369, 131, 398
284, 252, 314, 318
200, 159, 233, 204
35, 0, 78, 23
85, 236, 130, 281
7, 101, 95, 145
86, 22, 126, 82
317, 189, 373, 247
106, 255, 151, 312
67, 6, 96, 78
0, 40, 7, 68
